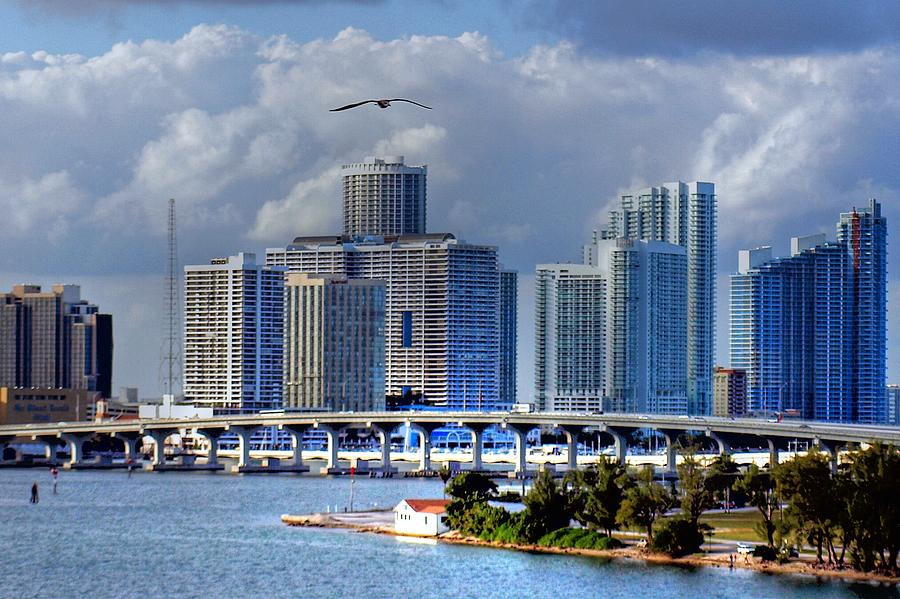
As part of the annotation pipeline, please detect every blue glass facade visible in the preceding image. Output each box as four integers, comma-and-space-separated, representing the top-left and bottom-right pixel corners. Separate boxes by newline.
729, 200, 887, 423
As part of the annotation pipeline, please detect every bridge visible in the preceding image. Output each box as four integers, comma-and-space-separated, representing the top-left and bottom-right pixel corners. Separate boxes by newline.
1, 412, 898, 474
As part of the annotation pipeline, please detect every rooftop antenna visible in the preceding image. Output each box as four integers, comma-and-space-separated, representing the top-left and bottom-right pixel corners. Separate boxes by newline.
162, 198, 181, 397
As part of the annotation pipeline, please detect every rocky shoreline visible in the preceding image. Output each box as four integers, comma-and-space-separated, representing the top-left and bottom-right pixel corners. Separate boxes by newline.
281, 512, 899, 586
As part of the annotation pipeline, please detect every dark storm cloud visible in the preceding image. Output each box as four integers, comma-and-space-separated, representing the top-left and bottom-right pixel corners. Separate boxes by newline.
520, 0, 900, 56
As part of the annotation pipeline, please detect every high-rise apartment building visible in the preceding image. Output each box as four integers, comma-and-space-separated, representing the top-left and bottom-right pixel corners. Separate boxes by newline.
598, 181, 716, 415
268, 234, 500, 409
837, 200, 888, 423
534, 264, 605, 412
284, 273, 386, 411
0, 284, 113, 397
729, 200, 887, 423
499, 269, 517, 408
712, 367, 747, 417
183, 253, 285, 413
342, 156, 427, 238
588, 238, 688, 414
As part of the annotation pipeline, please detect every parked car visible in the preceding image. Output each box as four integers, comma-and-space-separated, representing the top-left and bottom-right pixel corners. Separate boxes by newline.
736, 543, 755, 555
635, 538, 648, 548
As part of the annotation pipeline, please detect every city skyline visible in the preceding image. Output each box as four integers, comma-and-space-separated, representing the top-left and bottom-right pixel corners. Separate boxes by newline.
1, 3, 900, 398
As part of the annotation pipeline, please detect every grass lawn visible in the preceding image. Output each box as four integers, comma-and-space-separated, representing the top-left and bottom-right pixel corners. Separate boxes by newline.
700, 510, 767, 542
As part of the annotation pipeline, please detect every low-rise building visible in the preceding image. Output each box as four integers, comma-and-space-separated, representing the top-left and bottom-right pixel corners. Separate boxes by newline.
394, 499, 451, 536
137, 394, 214, 420
0, 387, 93, 425
713, 367, 748, 417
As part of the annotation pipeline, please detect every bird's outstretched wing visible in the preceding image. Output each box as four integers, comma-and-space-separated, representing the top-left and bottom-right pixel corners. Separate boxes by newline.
389, 98, 432, 109
330, 100, 378, 112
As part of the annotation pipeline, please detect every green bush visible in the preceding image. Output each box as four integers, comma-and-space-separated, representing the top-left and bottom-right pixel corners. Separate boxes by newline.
490, 511, 543, 544
454, 502, 510, 537
651, 517, 705, 557
536, 528, 624, 550
752, 545, 777, 562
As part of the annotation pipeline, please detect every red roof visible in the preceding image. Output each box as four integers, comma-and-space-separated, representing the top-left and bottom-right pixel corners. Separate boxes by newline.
402, 499, 451, 514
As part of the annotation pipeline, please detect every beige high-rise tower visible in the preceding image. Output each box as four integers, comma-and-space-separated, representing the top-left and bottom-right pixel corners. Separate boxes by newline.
284, 273, 385, 411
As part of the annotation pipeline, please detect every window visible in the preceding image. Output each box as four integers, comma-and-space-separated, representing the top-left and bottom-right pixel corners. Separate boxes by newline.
401, 311, 413, 347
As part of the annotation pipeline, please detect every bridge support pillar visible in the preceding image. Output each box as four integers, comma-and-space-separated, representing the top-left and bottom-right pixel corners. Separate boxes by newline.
369, 423, 400, 473
813, 438, 841, 475
122, 437, 138, 462
312, 423, 341, 474
708, 431, 731, 456
194, 429, 224, 466
500, 424, 529, 476
59, 433, 89, 468
557, 425, 584, 471
279, 425, 310, 470
42, 438, 58, 464
464, 423, 490, 471
111, 431, 141, 464
600, 426, 627, 467
144, 430, 172, 468
228, 426, 255, 471
659, 431, 678, 473
408, 422, 443, 473
766, 438, 780, 469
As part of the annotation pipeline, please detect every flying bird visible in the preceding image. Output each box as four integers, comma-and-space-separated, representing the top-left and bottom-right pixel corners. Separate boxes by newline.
330, 98, 432, 112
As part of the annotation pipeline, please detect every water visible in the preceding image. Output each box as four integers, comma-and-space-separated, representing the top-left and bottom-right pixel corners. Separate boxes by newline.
0, 469, 895, 599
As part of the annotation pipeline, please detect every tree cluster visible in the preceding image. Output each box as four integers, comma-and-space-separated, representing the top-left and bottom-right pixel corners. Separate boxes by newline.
772, 443, 900, 574
442, 443, 900, 574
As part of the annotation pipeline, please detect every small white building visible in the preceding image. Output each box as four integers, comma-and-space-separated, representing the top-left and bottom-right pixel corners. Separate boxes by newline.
393, 499, 451, 536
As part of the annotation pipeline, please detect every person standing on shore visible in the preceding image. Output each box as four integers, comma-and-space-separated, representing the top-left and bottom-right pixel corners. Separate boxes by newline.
30, 482, 39, 504
50, 467, 59, 494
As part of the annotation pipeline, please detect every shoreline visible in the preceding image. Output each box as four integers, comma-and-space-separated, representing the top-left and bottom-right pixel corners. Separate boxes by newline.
281, 512, 900, 586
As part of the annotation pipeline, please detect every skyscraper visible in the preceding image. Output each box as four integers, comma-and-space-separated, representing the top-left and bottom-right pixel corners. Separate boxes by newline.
183, 253, 285, 413
599, 182, 716, 414
342, 156, 427, 238
729, 200, 887, 423
0, 284, 113, 397
837, 200, 888, 423
499, 269, 517, 408
268, 234, 500, 409
534, 264, 605, 412
284, 273, 386, 412
589, 238, 688, 414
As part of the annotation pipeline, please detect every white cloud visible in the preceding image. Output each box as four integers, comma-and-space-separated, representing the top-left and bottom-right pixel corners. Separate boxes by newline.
1, 25, 899, 393
248, 165, 342, 242
0, 171, 86, 241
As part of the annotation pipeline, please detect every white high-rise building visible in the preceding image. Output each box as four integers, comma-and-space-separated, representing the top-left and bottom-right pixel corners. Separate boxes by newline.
588, 238, 688, 414
598, 181, 716, 415
342, 156, 427, 238
267, 233, 500, 409
534, 264, 606, 412
284, 273, 386, 412
183, 253, 285, 413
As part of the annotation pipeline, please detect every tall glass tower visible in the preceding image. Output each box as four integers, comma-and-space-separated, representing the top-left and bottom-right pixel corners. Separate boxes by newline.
729, 200, 887, 423
600, 182, 716, 415
499, 269, 518, 408
836, 199, 887, 423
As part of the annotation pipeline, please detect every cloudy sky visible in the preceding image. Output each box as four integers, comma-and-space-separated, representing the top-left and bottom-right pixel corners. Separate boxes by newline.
2, 1, 899, 400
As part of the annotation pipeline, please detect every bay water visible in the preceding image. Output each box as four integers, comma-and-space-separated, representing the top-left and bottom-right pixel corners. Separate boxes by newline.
0, 468, 895, 598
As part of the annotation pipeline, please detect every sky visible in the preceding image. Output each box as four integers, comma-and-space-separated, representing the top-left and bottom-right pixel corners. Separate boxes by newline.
1, 0, 899, 400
